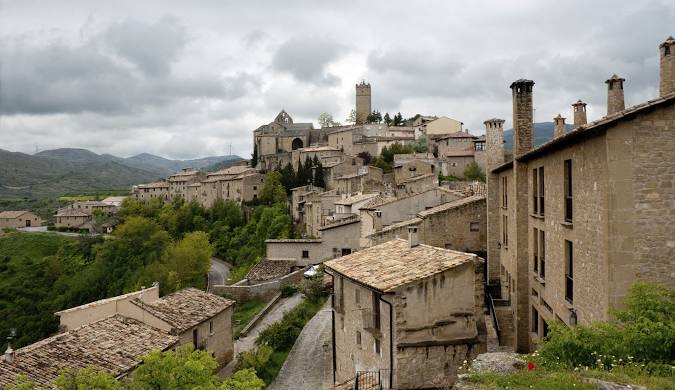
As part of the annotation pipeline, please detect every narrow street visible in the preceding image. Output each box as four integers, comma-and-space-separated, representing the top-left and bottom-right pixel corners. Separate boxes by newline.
267, 302, 333, 390
218, 294, 304, 378
208, 257, 230, 289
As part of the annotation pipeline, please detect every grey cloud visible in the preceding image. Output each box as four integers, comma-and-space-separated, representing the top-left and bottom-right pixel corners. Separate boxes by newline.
272, 36, 347, 86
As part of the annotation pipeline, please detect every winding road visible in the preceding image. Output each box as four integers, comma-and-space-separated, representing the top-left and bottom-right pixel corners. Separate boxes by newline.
208, 257, 231, 289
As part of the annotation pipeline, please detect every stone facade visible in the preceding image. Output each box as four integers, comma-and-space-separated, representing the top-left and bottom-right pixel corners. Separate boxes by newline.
264, 239, 329, 266
605, 74, 626, 115
326, 239, 486, 389
132, 181, 169, 202
355, 81, 372, 125
0, 211, 43, 228
659, 36, 675, 96
488, 43, 675, 353
393, 159, 435, 184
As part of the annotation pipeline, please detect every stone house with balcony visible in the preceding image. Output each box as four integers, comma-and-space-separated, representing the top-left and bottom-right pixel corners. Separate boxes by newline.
485, 37, 675, 353
325, 237, 486, 389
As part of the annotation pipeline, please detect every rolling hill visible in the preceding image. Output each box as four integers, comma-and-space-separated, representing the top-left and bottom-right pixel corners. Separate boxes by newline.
503, 122, 572, 151
0, 148, 241, 199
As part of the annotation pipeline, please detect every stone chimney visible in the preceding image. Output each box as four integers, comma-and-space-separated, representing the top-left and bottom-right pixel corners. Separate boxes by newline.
660, 36, 675, 96
553, 114, 566, 137
510, 79, 535, 156
373, 210, 383, 231
484, 118, 506, 169
572, 100, 587, 127
407, 226, 419, 248
605, 74, 626, 115
4, 343, 14, 364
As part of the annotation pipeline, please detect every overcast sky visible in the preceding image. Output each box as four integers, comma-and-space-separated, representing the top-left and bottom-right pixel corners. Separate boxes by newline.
1, 0, 673, 159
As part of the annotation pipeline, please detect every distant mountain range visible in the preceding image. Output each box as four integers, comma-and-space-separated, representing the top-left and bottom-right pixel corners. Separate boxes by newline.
0, 148, 242, 199
503, 122, 572, 151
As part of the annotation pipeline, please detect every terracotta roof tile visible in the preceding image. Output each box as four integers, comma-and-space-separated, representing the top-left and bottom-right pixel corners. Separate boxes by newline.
325, 239, 476, 292
247, 259, 296, 281
131, 288, 234, 333
0, 315, 178, 387
0, 211, 30, 219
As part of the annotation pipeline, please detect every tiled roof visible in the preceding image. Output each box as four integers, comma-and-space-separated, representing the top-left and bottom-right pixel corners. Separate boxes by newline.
265, 238, 323, 243
131, 288, 234, 333
0, 315, 178, 387
247, 259, 296, 281
436, 131, 477, 140
417, 194, 485, 217
334, 193, 380, 206
325, 239, 476, 292
516, 91, 675, 163
297, 145, 341, 152
399, 173, 435, 184
207, 166, 255, 177
55, 209, 91, 217
318, 215, 360, 231
137, 181, 169, 189
0, 211, 30, 219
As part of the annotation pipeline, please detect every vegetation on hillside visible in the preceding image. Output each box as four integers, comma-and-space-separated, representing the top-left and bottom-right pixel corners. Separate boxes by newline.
369, 141, 428, 173
277, 156, 325, 193
7, 345, 265, 390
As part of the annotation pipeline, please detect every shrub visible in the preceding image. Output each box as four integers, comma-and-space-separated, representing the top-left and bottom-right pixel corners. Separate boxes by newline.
47, 225, 56, 231
538, 282, 674, 368
280, 285, 297, 298
301, 276, 328, 303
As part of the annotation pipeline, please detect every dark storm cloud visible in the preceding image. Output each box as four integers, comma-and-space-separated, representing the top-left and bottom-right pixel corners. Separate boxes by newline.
272, 36, 347, 86
0, 17, 251, 116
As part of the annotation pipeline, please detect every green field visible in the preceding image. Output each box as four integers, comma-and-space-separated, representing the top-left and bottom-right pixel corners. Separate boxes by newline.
233, 298, 268, 338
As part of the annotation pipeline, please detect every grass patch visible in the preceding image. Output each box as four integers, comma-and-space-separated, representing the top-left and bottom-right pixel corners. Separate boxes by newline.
233, 298, 267, 338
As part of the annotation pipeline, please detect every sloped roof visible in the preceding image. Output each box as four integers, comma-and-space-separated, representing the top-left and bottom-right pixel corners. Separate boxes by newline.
0, 315, 178, 387
131, 288, 234, 333
417, 194, 485, 217
0, 211, 30, 219
325, 239, 476, 292
55, 209, 91, 217
444, 149, 475, 157
436, 131, 477, 140
137, 181, 169, 189
247, 259, 296, 281
334, 193, 380, 206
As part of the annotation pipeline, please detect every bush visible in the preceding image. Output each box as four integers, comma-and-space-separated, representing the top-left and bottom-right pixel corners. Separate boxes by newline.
47, 225, 56, 231
301, 276, 328, 303
538, 282, 674, 369
57, 226, 69, 232
280, 285, 297, 298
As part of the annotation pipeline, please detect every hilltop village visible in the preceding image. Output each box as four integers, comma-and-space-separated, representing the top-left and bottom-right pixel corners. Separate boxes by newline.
0, 36, 673, 389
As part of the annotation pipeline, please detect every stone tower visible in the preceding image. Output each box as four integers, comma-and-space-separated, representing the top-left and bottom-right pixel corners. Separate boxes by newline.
484, 118, 505, 285
510, 79, 535, 156
355, 81, 371, 125
553, 114, 566, 137
484, 118, 506, 168
660, 36, 675, 97
510, 78, 535, 354
572, 100, 587, 127
605, 74, 626, 115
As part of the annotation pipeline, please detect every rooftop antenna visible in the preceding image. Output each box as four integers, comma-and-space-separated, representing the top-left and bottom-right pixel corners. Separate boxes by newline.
228, 142, 232, 157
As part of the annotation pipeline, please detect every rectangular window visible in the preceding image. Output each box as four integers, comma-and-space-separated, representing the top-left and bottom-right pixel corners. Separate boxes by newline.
302, 250, 309, 259
470, 222, 480, 232
564, 159, 573, 222
565, 240, 574, 303
533, 228, 539, 273
539, 167, 545, 215
355, 289, 360, 305
539, 230, 546, 279
341, 248, 352, 256
209, 321, 213, 335
532, 307, 539, 333
532, 169, 538, 214
356, 331, 362, 346
374, 338, 381, 355
501, 176, 508, 208
502, 215, 509, 247
372, 291, 381, 330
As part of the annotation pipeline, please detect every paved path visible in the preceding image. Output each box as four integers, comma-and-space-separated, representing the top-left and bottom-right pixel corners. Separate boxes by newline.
267, 302, 333, 390
218, 294, 304, 378
208, 257, 231, 289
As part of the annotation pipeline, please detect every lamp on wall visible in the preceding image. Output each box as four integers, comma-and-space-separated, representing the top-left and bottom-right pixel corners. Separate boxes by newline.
568, 309, 577, 326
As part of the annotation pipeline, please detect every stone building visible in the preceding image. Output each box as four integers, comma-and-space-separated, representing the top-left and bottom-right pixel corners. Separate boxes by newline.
325, 237, 486, 389
0, 210, 42, 229
393, 159, 435, 184
335, 166, 385, 196
417, 116, 464, 136
355, 81, 372, 125
323, 157, 365, 190
395, 173, 437, 197
370, 195, 486, 256
54, 285, 235, 366
486, 37, 675, 353
167, 168, 203, 200
132, 181, 169, 202
253, 110, 320, 171
54, 208, 92, 230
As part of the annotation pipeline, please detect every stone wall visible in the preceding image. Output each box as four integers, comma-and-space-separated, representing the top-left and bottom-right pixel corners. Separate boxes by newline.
211, 267, 306, 302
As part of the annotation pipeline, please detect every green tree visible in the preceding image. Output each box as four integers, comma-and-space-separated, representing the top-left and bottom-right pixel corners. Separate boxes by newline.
220, 369, 265, 390
463, 161, 486, 182
129, 345, 219, 389
54, 366, 121, 390
164, 231, 213, 290
279, 163, 297, 193
258, 171, 287, 206
251, 143, 258, 168
357, 151, 372, 165
393, 112, 404, 126
383, 112, 392, 126
313, 160, 326, 188
317, 112, 340, 128
367, 110, 382, 124
346, 109, 356, 124
412, 135, 429, 153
